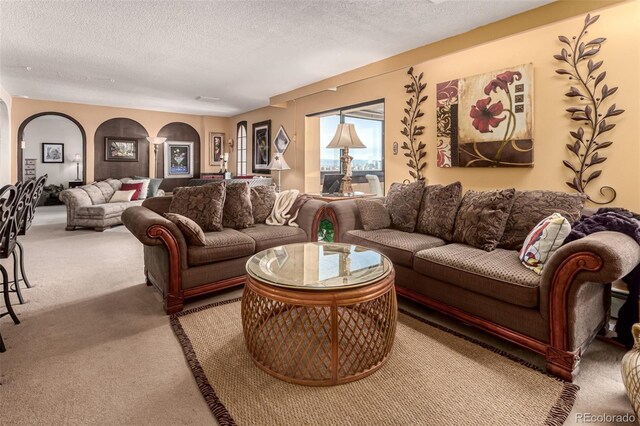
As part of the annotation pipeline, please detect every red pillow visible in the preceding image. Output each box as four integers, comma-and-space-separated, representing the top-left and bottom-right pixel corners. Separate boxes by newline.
120, 182, 144, 200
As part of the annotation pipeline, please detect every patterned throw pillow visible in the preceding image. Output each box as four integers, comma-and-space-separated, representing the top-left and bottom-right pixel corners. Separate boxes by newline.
164, 213, 207, 246
356, 199, 391, 231
169, 182, 226, 232
452, 188, 516, 251
385, 181, 425, 232
499, 190, 585, 250
223, 183, 254, 229
416, 181, 462, 240
519, 213, 571, 274
250, 184, 277, 224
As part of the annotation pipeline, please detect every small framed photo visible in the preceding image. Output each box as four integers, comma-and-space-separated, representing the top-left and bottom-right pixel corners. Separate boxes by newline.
273, 126, 290, 154
165, 141, 194, 178
105, 137, 138, 162
42, 143, 64, 163
210, 132, 225, 165
252, 120, 271, 171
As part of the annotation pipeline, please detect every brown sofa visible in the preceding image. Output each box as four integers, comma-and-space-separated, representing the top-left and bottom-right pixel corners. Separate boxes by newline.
326, 194, 640, 381
122, 195, 326, 314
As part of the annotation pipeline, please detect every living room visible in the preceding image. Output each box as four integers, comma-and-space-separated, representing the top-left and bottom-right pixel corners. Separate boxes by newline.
1, 1, 639, 424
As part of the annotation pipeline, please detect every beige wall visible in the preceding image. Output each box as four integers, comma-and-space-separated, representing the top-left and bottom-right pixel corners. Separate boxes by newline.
228, 0, 640, 210
10, 99, 228, 183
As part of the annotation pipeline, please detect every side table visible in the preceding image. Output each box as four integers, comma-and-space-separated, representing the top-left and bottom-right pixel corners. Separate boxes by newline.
68, 181, 84, 188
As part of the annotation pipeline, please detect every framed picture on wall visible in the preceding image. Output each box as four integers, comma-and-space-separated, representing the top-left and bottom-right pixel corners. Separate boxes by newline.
252, 120, 271, 171
209, 132, 225, 165
164, 141, 194, 178
105, 137, 138, 162
42, 143, 64, 163
273, 126, 290, 154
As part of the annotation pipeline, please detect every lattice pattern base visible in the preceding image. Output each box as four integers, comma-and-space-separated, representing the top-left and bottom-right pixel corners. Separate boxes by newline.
241, 274, 397, 386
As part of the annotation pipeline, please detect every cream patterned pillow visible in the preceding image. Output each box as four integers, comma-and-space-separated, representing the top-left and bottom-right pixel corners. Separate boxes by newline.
519, 213, 571, 275
109, 190, 136, 203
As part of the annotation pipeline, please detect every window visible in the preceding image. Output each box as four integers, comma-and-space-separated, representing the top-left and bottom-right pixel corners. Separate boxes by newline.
318, 100, 384, 184
236, 121, 247, 176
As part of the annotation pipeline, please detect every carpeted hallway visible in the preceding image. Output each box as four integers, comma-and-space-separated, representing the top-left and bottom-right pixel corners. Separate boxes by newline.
0, 206, 634, 425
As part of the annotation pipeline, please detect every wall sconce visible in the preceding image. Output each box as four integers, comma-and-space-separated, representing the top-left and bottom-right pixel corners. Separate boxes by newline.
228, 138, 234, 149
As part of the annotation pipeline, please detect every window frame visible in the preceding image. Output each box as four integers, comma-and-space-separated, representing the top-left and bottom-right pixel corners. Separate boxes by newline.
236, 121, 247, 176
311, 99, 385, 185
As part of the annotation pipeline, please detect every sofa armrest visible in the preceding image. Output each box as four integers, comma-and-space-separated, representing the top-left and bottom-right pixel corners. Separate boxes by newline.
295, 199, 326, 241
59, 188, 93, 226
122, 206, 189, 269
325, 199, 365, 243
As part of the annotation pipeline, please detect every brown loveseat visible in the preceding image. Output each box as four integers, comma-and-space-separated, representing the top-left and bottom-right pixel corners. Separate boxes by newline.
122, 194, 326, 314
326, 189, 640, 381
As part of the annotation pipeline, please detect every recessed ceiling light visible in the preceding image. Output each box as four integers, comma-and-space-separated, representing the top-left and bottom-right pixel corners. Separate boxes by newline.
196, 96, 221, 102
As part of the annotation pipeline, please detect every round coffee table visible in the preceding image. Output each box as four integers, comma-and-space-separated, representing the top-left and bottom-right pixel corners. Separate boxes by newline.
242, 242, 397, 386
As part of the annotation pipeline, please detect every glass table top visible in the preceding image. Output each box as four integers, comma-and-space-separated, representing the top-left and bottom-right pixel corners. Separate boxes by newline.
246, 242, 392, 290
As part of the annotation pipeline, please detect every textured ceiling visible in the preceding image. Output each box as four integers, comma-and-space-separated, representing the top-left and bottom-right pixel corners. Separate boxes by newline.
0, 0, 551, 116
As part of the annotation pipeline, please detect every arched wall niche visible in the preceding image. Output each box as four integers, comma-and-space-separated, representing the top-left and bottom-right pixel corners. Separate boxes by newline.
157, 122, 200, 192
17, 112, 87, 186
94, 117, 149, 181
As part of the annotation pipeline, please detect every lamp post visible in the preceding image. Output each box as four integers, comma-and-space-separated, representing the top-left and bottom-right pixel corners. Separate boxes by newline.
267, 153, 290, 193
147, 137, 167, 178
326, 123, 366, 195
72, 153, 82, 181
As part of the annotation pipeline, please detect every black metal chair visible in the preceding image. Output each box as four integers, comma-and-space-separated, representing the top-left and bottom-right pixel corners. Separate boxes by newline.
0, 184, 20, 352
10, 175, 47, 296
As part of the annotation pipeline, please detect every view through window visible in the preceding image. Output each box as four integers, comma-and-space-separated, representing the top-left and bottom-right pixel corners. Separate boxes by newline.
318, 100, 384, 187
236, 121, 247, 175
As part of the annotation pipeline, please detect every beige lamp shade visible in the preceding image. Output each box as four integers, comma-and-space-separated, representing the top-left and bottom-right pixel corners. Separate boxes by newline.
72, 153, 82, 163
268, 154, 290, 171
326, 123, 366, 149
147, 137, 167, 145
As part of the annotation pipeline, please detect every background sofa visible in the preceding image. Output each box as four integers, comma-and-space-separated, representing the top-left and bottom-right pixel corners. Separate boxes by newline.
122, 193, 326, 314
60, 178, 146, 231
326, 188, 640, 381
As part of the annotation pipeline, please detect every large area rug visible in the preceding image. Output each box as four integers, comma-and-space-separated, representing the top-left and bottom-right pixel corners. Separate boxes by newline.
171, 298, 578, 426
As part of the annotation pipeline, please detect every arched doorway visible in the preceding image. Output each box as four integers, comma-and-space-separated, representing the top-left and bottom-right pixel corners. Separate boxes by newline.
17, 112, 87, 187
0, 100, 10, 185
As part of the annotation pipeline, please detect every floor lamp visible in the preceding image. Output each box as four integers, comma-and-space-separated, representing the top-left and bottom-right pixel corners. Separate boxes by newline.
326, 123, 366, 195
268, 153, 290, 192
147, 137, 167, 178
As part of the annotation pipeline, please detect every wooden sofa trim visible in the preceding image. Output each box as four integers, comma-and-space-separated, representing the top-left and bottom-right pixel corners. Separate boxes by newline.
547, 251, 603, 381
146, 224, 246, 314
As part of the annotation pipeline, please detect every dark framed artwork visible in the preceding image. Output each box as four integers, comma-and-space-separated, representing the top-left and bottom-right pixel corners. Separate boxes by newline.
105, 137, 139, 162
210, 132, 224, 165
164, 141, 194, 178
273, 125, 290, 154
42, 143, 64, 163
252, 120, 271, 172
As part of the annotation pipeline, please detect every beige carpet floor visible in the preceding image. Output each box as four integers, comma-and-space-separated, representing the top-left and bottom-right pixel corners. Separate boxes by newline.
0, 205, 634, 425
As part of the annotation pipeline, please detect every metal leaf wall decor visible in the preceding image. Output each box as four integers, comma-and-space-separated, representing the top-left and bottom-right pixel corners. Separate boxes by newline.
398, 67, 428, 181
555, 13, 623, 204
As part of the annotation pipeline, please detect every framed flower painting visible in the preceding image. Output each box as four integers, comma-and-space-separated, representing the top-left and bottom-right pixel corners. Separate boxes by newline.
436, 63, 534, 168
252, 120, 271, 172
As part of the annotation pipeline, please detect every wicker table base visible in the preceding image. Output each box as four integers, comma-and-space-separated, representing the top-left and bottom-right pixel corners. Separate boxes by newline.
241, 270, 397, 386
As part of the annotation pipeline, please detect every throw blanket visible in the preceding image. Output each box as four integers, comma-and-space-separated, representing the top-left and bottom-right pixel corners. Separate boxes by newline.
564, 207, 640, 347
266, 190, 311, 227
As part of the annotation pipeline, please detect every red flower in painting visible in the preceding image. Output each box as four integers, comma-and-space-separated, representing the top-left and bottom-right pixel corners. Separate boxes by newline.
483, 70, 522, 95
470, 97, 506, 133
